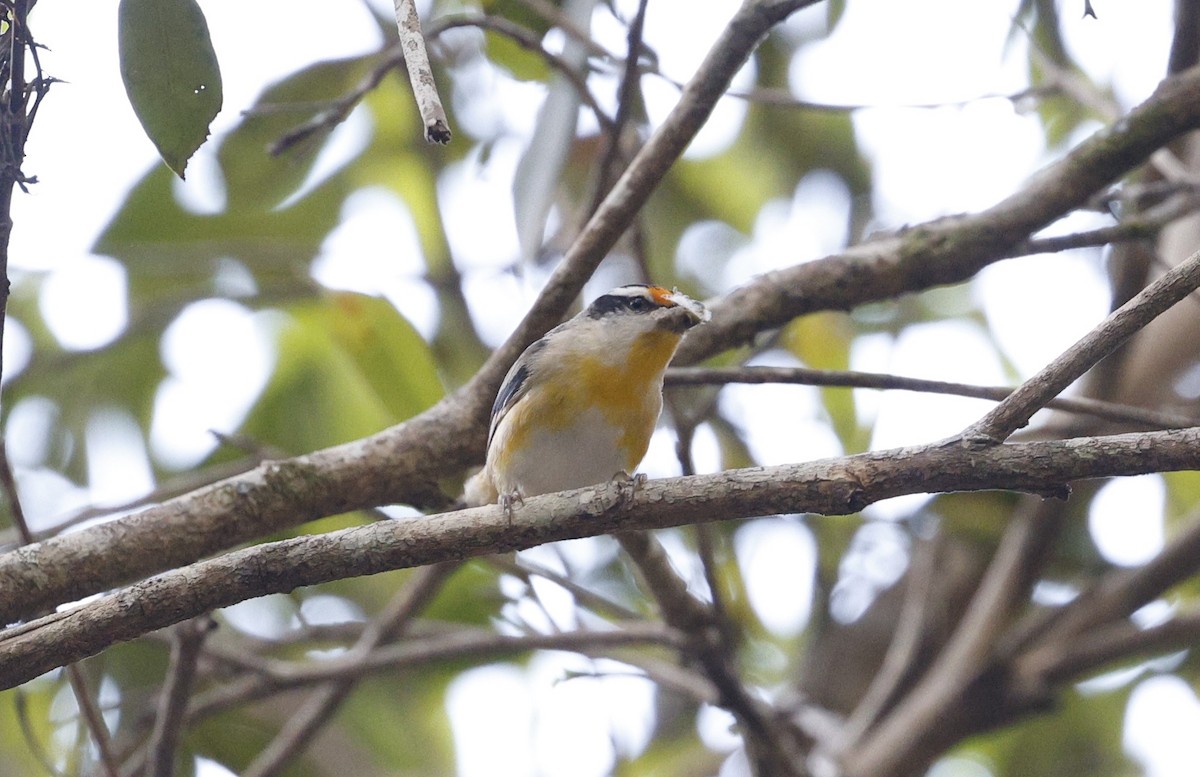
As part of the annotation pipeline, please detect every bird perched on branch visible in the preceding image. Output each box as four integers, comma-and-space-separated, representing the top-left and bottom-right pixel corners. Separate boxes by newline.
464, 284, 710, 512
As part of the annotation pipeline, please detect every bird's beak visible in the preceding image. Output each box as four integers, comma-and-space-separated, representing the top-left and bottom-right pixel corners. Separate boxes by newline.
660, 290, 710, 332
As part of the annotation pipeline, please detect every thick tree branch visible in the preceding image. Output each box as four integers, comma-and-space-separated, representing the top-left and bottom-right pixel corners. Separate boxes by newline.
674, 64, 1200, 366
1, 427, 1199, 691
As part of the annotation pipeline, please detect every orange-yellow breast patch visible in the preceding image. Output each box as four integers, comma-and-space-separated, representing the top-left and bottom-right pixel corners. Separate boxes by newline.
576, 329, 682, 466
492, 329, 683, 475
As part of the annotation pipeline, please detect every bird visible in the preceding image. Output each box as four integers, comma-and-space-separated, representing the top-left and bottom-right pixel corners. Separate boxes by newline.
464, 284, 710, 512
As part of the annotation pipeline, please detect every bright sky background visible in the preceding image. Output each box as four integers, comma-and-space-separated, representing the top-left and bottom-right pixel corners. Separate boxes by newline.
13, 0, 1195, 775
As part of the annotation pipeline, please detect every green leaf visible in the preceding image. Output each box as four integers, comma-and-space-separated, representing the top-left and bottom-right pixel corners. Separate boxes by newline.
218, 55, 376, 211
118, 0, 223, 178
239, 293, 443, 455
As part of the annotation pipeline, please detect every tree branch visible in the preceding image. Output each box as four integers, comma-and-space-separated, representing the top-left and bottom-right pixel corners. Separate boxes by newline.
146, 617, 215, 777
2, 427, 1199, 691
393, 0, 450, 143
960, 246, 1200, 444
618, 531, 807, 775
665, 366, 1199, 430
674, 64, 1200, 366
241, 561, 458, 777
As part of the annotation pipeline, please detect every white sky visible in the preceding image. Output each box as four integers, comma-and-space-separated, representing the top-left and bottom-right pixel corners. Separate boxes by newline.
14, 1, 1196, 776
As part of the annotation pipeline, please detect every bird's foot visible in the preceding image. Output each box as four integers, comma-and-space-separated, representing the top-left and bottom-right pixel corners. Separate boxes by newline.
500, 490, 525, 522
612, 471, 647, 508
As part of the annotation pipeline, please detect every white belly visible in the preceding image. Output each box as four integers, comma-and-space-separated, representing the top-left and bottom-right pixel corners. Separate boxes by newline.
497, 407, 629, 498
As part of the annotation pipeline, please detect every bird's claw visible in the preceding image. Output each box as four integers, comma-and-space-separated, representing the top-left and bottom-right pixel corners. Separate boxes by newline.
612, 471, 647, 508
500, 490, 525, 522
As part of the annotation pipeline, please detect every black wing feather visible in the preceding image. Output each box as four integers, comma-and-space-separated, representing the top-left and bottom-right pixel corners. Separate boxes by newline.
488, 336, 548, 446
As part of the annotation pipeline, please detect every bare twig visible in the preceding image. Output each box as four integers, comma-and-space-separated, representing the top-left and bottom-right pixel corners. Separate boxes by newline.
489, 554, 644, 621
1010, 501, 1200, 680
617, 531, 807, 776
665, 366, 1199, 430
65, 666, 119, 777
266, 48, 400, 156
840, 503, 1049, 776
242, 561, 459, 777
430, 15, 613, 130
393, 0, 450, 143
0, 457, 261, 549
215, 621, 682, 686
832, 533, 941, 751
146, 618, 216, 777
268, 11, 619, 157
586, 0, 649, 214
961, 246, 1200, 445
1037, 608, 1200, 684
1016, 191, 1200, 255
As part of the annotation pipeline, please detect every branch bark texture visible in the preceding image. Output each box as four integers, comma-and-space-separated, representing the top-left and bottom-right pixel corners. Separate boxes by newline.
1, 427, 1198, 691
674, 64, 1200, 365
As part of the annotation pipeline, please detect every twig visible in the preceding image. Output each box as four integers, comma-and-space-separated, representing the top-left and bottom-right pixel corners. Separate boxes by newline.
960, 246, 1200, 445
616, 531, 807, 776
512, 0, 617, 62
840, 502, 1049, 776
65, 666, 119, 777
146, 617, 216, 777
14, 689, 58, 775
266, 48, 399, 156
213, 621, 682, 686
268, 13, 615, 157
1037, 608, 1200, 685
586, 0, 649, 215
393, 0, 451, 143
489, 554, 644, 621
0, 434, 121, 777
174, 623, 704, 743
0, 457, 261, 549
832, 533, 940, 751
430, 15, 613, 130
241, 561, 459, 777
665, 366, 1199, 430
1010, 500, 1200, 680
1015, 191, 1200, 255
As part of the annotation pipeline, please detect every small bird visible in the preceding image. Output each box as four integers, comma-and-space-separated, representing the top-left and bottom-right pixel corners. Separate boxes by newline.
464, 284, 710, 511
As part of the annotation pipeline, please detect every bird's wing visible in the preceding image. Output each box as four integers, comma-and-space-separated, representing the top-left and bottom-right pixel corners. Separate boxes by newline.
487, 336, 548, 447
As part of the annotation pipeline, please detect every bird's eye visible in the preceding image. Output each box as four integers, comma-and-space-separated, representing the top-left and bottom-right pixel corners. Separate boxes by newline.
626, 296, 651, 312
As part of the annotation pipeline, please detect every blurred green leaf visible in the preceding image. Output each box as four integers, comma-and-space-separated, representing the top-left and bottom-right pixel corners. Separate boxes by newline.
485, 30, 552, 82
118, 0, 223, 178
239, 292, 442, 454
219, 55, 377, 211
